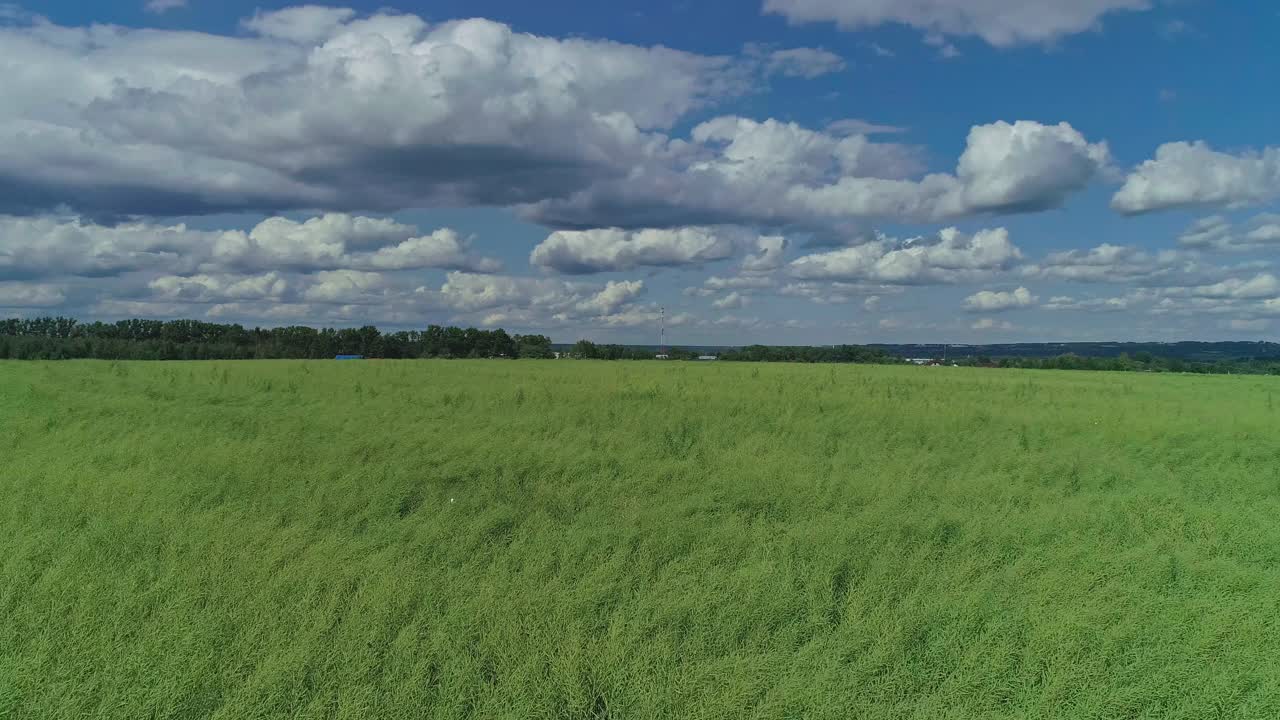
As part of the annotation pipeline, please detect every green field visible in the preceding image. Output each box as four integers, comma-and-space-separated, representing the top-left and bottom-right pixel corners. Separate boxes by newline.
4, 360, 1280, 718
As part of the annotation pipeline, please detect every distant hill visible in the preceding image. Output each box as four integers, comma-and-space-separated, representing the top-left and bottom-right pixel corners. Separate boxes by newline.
869, 342, 1280, 362
555, 341, 1280, 363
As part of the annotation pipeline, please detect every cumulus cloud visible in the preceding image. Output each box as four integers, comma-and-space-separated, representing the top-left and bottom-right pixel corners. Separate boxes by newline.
592, 306, 693, 328
789, 227, 1023, 284
712, 292, 750, 310
435, 271, 649, 321
1247, 215, 1280, 245
427, 272, 687, 332
779, 280, 892, 304
1178, 216, 1235, 251
1024, 244, 1199, 285
0, 281, 67, 307
705, 275, 778, 291
0, 9, 744, 217
971, 317, 1015, 331
740, 235, 788, 272
300, 270, 394, 305
1189, 273, 1280, 300
1043, 292, 1152, 312
0, 8, 1113, 238
240, 7, 357, 42
762, 0, 1152, 47
687, 273, 779, 298
962, 286, 1036, 313
574, 280, 645, 315
773, 280, 896, 302
1178, 214, 1280, 252
953, 121, 1111, 213
524, 119, 1109, 232
530, 227, 736, 274
1113, 142, 1280, 214
0, 216, 211, 279
150, 272, 289, 303
760, 47, 847, 78
0, 213, 500, 279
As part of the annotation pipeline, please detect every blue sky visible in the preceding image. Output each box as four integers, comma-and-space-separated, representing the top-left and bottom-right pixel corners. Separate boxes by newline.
3, 1, 1280, 344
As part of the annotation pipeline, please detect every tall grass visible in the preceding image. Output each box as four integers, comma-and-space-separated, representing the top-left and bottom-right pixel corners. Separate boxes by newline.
3, 360, 1280, 718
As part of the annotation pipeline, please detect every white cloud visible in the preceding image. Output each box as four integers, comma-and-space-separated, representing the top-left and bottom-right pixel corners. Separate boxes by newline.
301, 270, 392, 304
712, 291, 750, 310
1177, 215, 1234, 250
1246, 215, 1280, 244
435, 271, 651, 325
592, 306, 693, 328
144, 0, 187, 14
827, 118, 905, 136
524, 119, 1107, 231
1151, 296, 1245, 317
363, 229, 502, 273
530, 227, 735, 274
779, 280, 893, 304
0, 281, 66, 307
789, 227, 1023, 284
962, 286, 1036, 313
240, 7, 357, 42
1190, 273, 1280, 300
1113, 142, 1280, 214
0, 10, 1112, 236
952, 121, 1111, 214
575, 280, 645, 315
0, 213, 500, 279
211, 215, 422, 272
437, 273, 570, 313
762, 47, 847, 78
1178, 214, 1280, 252
704, 275, 778, 291
971, 317, 1015, 331
0, 10, 744, 217
150, 272, 288, 303
762, 0, 1151, 47
0, 215, 211, 279
1024, 243, 1196, 284
1043, 291, 1152, 312
740, 235, 788, 272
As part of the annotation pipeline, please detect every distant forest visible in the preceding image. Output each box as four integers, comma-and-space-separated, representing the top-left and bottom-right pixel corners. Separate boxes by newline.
5, 316, 1280, 375
0, 317, 555, 360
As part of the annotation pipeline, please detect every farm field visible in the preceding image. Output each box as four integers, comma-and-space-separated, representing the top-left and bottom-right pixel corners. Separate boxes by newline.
3, 360, 1280, 719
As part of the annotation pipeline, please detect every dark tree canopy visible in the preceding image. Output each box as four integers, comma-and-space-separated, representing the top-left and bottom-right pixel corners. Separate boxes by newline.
0, 317, 550, 361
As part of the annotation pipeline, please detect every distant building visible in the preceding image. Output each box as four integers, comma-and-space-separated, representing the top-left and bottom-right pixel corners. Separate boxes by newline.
335, 355, 364, 360
697, 355, 718, 361
655, 354, 671, 360
905, 358, 938, 366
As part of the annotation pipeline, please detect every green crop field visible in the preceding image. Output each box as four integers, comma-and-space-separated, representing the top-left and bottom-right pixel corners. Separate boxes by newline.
4, 360, 1280, 719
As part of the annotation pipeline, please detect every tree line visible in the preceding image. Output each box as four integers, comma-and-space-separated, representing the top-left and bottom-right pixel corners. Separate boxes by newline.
7, 316, 1280, 374
0, 317, 554, 360
952, 352, 1280, 375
